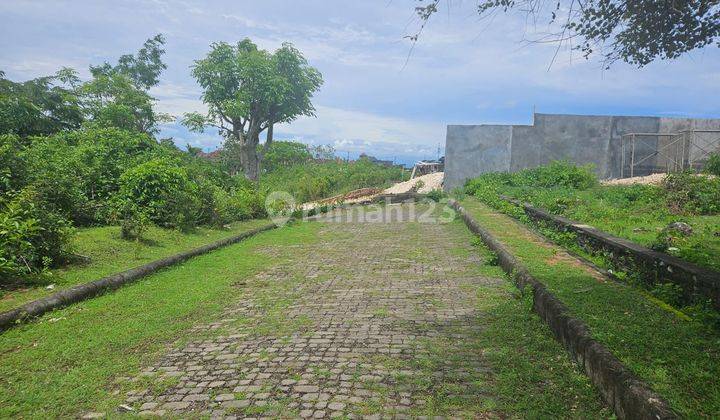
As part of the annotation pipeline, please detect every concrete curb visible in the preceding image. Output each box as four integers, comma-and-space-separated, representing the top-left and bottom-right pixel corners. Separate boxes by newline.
500, 196, 720, 311
449, 199, 677, 419
0, 223, 278, 332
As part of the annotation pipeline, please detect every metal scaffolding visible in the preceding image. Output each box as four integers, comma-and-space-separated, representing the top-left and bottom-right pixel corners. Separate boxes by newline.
620, 129, 720, 178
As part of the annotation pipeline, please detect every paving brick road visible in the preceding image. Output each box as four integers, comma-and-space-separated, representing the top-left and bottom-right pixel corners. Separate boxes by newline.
123, 208, 520, 418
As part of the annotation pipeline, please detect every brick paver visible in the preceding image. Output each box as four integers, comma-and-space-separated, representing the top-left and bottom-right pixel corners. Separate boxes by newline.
125, 206, 502, 418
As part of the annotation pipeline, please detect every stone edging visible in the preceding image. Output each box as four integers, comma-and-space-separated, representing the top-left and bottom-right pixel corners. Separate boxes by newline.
0, 223, 277, 332
448, 199, 677, 420
500, 196, 720, 311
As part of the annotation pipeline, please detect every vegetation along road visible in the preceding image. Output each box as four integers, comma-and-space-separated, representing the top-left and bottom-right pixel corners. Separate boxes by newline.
0, 204, 609, 418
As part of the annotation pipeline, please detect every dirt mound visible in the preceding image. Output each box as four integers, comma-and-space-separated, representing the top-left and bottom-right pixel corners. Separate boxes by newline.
602, 173, 667, 186
602, 173, 716, 186
384, 172, 444, 194
317, 188, 383, 205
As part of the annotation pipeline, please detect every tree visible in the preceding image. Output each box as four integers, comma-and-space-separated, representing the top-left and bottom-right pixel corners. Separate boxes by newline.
82, 34, 170, 134
183, 39, 323, 180
0, 69, 83, 136
411, 0, 720, 67
81, 72, 166, 134
89, 34, 167, 90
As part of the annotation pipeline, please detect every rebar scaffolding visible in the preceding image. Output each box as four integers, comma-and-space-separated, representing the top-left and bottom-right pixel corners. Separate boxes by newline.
620, 129, 720, 178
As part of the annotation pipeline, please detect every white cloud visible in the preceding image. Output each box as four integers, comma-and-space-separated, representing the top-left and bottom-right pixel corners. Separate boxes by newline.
2, 0, 718, 160
277, 105, 444, 147
150, 82, 206, 116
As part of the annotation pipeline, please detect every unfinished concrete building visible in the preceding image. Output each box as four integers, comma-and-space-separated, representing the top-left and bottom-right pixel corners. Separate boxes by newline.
443, 113, 720, 190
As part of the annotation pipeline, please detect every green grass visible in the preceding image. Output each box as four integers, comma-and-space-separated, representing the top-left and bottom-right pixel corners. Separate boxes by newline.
0, 206, 608, 418
0, 218, 271, 312
460, 197, 720, 417
485, 183, 720, 272
0, 222, 320, 418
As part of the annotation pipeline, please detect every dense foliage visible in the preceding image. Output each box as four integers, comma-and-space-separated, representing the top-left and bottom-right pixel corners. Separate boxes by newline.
0, 129, 265, 282
706, 152, 720, 176
0, 131, 403, 283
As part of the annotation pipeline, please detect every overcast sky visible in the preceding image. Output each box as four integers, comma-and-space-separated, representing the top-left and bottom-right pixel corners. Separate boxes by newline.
2, 1, 719, 164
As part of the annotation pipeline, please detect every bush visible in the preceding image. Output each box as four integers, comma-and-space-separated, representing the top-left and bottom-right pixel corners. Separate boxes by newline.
664, 172, 720, 215
0, 187, 73, 281
202, 186, 255, 227
21, 136, 92, 224
117, 158, 200, 230
262, 141, 312, 172
465, 161, 598, 198
119, 203, 150, 240
514, 160, 598, 189
67, 127, 157, 202
0, 135, 27, 194
426, 189, 446, 202
705, 152, 720, 176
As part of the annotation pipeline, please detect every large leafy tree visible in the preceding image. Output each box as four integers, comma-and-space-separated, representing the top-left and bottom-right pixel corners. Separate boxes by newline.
183, 39, 323, 180
412, 0, 720, 67
80, 71, 165, 134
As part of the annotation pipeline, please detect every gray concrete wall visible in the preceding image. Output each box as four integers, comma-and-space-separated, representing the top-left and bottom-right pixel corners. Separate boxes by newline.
509, 114, 615, 177
444, 113, 720, 190
444, 125, 512, 191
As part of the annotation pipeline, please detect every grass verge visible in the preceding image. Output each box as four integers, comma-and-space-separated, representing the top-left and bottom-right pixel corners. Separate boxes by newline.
472, 181, 720, 272
460, 197, 720, 417
0, 219, 271, 313
0, 222, 319, 418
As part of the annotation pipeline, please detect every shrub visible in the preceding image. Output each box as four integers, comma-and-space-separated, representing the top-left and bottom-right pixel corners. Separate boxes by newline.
0, 187, 73, 281
0, 135, 28, 194
664, 172, 720, 215
67, 127, 157, 206
514, 160, 598, 189
295, 174, 331, 203
119, 203, 150, 240
21, 136, 92, 224
203, 186, 255, 227
705, 152, 720, 176
426, 189, 446, 202
117, 158, 200, 230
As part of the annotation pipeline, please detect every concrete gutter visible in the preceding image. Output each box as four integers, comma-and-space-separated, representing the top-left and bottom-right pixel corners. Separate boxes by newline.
449, 199, 677, 419
501, 196, 720, 311
0, 223, 277, 332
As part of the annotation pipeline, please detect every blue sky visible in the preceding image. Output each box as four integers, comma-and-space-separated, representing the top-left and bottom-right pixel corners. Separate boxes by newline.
2, 1, 719, 165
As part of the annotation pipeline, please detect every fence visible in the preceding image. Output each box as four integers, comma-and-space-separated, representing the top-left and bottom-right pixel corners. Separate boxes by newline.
620, 130, 720, 178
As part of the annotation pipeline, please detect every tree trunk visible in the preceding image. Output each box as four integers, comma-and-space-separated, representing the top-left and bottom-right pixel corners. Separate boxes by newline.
240, 143, 258, 181
239, 128, 261, 181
